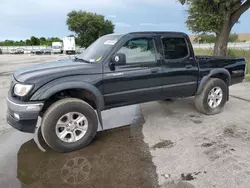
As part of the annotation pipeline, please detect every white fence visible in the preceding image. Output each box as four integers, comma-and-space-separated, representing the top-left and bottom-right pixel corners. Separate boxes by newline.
1, 42, 250, 53
192, 42, 250, 50
0, 46, 85, 54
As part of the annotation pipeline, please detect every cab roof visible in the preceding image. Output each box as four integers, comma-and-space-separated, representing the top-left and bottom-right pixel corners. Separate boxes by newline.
106, 31, 188, 38
128, 31, 186, 35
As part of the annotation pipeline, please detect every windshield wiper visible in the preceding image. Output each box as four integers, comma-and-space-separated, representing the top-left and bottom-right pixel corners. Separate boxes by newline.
75, 57, 91, 63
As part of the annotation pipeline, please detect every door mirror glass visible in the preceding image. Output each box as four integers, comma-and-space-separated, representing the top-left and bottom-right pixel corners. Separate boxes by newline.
112, 53, 126, 65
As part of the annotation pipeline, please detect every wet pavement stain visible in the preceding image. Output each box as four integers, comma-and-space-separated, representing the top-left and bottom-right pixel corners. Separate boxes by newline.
191, 119, 202, 124
152, 140, 174, 150
189, 114, 200, 118
1, 124, 159, 188
180, 173, 196, 181
201, 142, 215, 148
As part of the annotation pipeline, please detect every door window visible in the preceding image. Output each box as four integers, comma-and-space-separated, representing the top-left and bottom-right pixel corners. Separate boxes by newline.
161, 37, 188, 60
117, 38, 156, 64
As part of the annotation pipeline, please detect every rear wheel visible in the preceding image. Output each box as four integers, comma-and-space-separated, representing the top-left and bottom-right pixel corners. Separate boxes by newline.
41, 98, 98, 153
195, 78, 228, 115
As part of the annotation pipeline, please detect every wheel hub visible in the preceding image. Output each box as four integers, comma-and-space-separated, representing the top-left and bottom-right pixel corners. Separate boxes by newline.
207, 86, 223, 108
55, 112, 88, 143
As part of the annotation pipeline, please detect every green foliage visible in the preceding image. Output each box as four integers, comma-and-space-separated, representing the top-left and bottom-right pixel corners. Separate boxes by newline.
67, 10, 114, 47
183, 0, 225, 33
0, 40, 26, 46
30, 36, 40, 45
229, 33, 240, 42
194, 33, 241, 43
0, 37, 62, 46
180, 0, 250, 34
194, 34, 216, 43
246, 75, 250, 81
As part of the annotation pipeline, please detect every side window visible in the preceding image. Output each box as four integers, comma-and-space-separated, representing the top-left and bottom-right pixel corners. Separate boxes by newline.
117, 38, 156, 64
162, 37, 188, 60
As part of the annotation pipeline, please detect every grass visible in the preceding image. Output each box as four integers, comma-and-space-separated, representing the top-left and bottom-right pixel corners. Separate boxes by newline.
246, 75, 250, 82
194, 48, 250, 79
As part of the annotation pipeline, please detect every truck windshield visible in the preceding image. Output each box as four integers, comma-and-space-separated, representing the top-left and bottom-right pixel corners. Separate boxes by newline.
76, 34, 123, 63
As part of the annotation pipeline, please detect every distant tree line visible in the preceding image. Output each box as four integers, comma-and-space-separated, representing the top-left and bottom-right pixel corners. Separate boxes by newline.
0, 36, 62, 46
194, 33, 246, 44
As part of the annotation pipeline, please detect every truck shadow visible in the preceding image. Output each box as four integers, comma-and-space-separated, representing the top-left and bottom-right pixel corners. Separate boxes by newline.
17, 122, 159, 188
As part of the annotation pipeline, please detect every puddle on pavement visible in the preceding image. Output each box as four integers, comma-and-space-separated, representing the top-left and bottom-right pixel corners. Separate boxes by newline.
0, 122, 158, 188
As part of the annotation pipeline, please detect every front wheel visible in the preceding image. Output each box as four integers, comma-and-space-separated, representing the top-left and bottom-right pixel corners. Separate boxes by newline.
41, 98, 98, 153
195, 78, 228, 115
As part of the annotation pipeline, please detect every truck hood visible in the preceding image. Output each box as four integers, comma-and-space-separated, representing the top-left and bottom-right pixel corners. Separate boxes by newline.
14, 59, 101, 84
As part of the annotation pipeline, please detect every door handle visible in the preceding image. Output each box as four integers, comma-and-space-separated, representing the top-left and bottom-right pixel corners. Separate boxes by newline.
185, 65, 193, 69
151, 68, 159, 73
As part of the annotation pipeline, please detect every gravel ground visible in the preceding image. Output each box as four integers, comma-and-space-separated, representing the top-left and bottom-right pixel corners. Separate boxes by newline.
142, 84, 250, 188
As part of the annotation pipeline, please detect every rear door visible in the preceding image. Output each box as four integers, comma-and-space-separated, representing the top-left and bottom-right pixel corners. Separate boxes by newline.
102, 34, 163, 108
160, 34, 199, 98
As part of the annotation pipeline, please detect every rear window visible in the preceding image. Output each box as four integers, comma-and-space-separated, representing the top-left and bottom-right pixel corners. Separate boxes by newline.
162, 37, 188, 60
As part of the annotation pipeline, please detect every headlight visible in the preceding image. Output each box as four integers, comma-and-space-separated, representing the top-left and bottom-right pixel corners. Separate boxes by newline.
14, 84, 33, 96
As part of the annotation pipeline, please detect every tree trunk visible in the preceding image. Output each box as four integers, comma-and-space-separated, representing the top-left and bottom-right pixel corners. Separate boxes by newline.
213, 13, 232, 56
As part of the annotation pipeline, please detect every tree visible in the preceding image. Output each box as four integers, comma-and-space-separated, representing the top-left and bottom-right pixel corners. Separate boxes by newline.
67, 11, 114, 47
39, 37, 46, 45
30, 36, 40, 45
25, 39, 32, 45
180, 0, 250, 55
0, 37, 62, 46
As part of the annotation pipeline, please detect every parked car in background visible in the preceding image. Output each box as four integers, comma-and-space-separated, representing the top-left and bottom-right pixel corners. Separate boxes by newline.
0, 48, 2, 54
31, 49, 43, 55
42, 48, 52, 55
9, 48, 25, 54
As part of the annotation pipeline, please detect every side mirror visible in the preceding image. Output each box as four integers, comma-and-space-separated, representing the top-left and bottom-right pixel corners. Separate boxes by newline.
111, 53, 126, 66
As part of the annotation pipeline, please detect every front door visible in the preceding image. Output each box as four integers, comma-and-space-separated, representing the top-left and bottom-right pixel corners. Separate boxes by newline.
103, 35, 163, 108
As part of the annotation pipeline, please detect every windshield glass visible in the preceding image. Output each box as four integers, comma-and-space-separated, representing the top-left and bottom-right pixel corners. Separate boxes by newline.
77, 34, 123, 63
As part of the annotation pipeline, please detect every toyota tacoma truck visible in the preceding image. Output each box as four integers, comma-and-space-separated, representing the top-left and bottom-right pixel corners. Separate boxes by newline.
6, 32, 246, 152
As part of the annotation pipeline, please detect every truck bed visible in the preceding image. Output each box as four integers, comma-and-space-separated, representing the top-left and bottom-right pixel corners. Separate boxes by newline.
196, 56, 246, 85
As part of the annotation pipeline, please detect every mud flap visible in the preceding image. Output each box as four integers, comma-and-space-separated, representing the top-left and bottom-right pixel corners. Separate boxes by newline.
33, 117, 46, 152
97, 109, 103, 130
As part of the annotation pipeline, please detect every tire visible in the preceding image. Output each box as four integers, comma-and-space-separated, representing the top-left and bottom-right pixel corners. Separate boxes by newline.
41, 98, 98, 153
195, 78, 228, 115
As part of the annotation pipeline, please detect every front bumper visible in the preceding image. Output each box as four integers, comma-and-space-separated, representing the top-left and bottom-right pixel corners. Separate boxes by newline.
6, 96, 44, 133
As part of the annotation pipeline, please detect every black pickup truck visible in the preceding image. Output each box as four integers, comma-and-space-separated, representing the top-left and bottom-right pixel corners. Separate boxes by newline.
6, 32, 246, 152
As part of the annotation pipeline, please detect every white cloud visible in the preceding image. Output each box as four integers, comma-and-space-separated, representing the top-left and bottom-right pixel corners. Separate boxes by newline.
114, 22, 132, 27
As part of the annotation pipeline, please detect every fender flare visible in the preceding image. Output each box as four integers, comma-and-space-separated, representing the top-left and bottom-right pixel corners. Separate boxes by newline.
196, 68, 231, 100
31, 80, 105, 129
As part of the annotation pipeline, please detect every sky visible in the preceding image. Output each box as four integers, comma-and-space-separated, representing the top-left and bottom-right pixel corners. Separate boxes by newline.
1, 0, 250, 41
